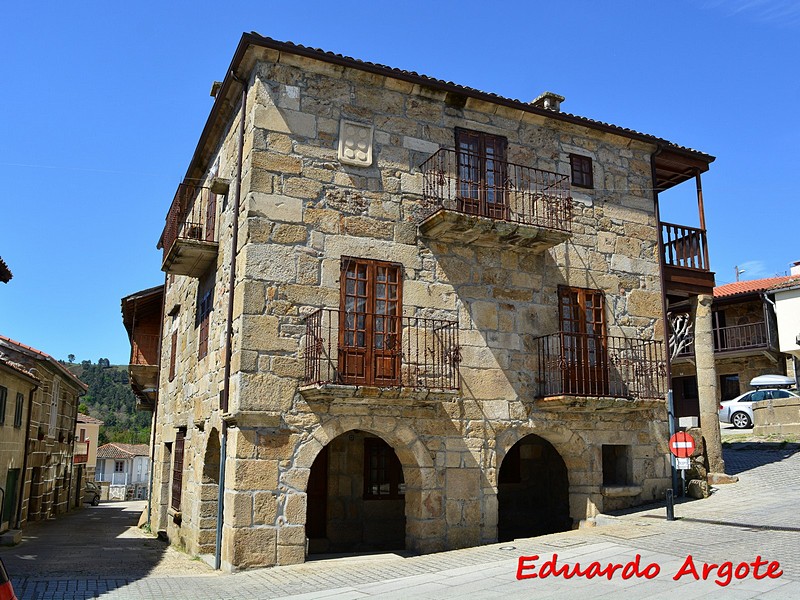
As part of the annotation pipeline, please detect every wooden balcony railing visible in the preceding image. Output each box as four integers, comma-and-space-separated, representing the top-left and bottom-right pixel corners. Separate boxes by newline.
674, 321, 770, 358
303, 308, 460, 391
130, 333, 160, 366
420, 148, 572, 232
73, 440, 90, 464
535, 332, 666, 400
660, 222, 710, 271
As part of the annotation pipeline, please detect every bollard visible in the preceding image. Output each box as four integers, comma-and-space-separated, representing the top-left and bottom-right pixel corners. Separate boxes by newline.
666, 488, 675, 521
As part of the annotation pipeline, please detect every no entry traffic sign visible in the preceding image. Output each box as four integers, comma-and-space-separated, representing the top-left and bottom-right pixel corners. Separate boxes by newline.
669, 432, 696, 458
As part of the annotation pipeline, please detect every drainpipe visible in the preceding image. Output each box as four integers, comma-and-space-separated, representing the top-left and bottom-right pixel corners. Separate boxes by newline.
651, 144, 680, 495
146, 275, 167, 529
16, 380, 39, 529
215, 69, 248, 571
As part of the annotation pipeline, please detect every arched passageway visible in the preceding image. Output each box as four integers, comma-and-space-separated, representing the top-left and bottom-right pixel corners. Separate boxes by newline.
497, 434, 571, 542
198, 429, 220, 554
307, 430, 406, 554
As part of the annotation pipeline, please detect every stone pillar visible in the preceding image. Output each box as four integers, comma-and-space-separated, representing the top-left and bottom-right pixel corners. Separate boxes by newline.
693, 294, 725, 474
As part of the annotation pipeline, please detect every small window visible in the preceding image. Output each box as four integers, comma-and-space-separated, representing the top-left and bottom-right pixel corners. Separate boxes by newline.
197, 287, 213, 359
719, 374, 740, 401
114, 460, 125, 473
363, 438, 404, 499
0, 386, 7, 425
80, 428, 86, 442
569, 154, 593, 189
14, 392, 24, 428
602, 444, 631, 486
168, 330, 178, 381
171, 428, 186, 511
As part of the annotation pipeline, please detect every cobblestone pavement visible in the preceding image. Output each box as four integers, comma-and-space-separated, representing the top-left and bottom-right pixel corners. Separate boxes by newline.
3, 443, 799, 599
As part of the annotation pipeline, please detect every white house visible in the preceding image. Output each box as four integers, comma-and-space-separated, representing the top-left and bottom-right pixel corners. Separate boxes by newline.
771, 264, 800, 379
95, 443, 150, 500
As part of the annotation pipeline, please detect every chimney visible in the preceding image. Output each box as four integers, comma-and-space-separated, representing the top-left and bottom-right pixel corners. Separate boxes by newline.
791, 261, 800, 277
532, 91, 565, 112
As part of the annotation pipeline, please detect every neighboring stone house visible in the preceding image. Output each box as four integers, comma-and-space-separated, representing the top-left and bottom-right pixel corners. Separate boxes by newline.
96, 443, 151, 500
0, 356, 38, 537
75, 413, 104, 482
140, 34, 719, 570
0, 335, 87, 530
670, 275, 794, 417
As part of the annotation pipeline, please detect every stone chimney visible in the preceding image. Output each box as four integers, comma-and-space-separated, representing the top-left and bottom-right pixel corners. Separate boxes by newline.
791, 261, 800, 276
532, 91, 565, 112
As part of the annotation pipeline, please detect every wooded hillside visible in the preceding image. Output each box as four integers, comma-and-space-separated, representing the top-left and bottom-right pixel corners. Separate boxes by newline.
68, 360, 151, 444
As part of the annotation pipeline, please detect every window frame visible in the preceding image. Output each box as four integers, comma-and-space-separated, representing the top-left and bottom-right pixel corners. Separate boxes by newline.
569, 154, 593, 189
171, 428, 186, 511
455, 128, 509, 219
558, 285, 608, 396
0, 385, 6, 425
114, 460, 125, 473
197, 287, 213, 360
363, 437, 404, 500
168, 330, 178, 381
338, 257, 403, 386
14, 392, 24, 428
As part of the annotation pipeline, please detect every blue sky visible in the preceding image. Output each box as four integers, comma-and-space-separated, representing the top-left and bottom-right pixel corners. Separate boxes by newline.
1, 1, 798, 364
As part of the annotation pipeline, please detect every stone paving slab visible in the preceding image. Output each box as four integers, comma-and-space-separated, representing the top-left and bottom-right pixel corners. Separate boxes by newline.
4, 445, 800, 599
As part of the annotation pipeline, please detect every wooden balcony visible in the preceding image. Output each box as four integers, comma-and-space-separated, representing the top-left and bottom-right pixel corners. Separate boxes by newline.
419, 149, 572, 251
301, 307, 460, 400
160, 183, 218, 277
534, 332, 666, 408
129, 332, 159, 411
660, 222, 715, 296
73, 440, 90, 464
673, 321, 776, 360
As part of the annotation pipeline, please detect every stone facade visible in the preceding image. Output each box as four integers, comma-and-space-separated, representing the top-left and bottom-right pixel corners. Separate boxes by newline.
146, 35, 717, 570
0, 335, 87, 531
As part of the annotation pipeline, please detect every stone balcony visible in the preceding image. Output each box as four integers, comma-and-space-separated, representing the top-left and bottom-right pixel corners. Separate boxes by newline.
418, 148, 572, 251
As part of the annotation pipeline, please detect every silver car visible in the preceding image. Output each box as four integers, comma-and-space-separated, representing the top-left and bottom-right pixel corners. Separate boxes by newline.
718, 388, 799, 429
84, 481, 101, 505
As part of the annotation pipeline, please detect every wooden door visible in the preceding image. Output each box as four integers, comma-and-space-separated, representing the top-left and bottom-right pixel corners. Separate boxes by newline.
306, 446, 328, 540
339, 258, 402, 386
558, 287, 608, 396
455, 129, 508, 219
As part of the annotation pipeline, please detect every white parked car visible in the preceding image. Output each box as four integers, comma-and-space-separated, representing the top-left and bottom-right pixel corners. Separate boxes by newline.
718, 375, 799, 429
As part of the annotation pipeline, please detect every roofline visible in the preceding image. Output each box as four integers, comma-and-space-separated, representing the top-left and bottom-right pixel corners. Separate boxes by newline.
0, 335, 88, 391
0, 358, 40, 385
121, 284, 164, 304
180, 32, 715, 187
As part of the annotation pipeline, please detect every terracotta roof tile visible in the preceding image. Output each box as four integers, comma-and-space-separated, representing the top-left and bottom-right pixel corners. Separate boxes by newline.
714, 276, 793, 299
96, 443, 150, 459
0, 355, 39, 382
769, 276, 800, 292
77, 413, 104, 425
0, 334, 88, 390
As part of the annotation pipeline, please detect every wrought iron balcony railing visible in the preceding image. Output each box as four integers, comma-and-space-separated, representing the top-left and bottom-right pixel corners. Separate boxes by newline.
303, 308, 460, 391
160, 183, 218, 275
535, 332, 666, 400
420, 148, 572, 232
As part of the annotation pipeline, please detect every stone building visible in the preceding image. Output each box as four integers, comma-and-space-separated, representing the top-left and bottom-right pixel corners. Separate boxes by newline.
75, 412, 104, 481
0, 355, 38, 537
670, 275, 794, 420
143, 34, 718, 570
0, 335, 87, 531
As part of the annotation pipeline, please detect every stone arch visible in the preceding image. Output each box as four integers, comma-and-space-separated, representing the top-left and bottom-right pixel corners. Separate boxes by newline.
295, 416, 435, 555
198, 428, 221, 554
495, 429, 573, 542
